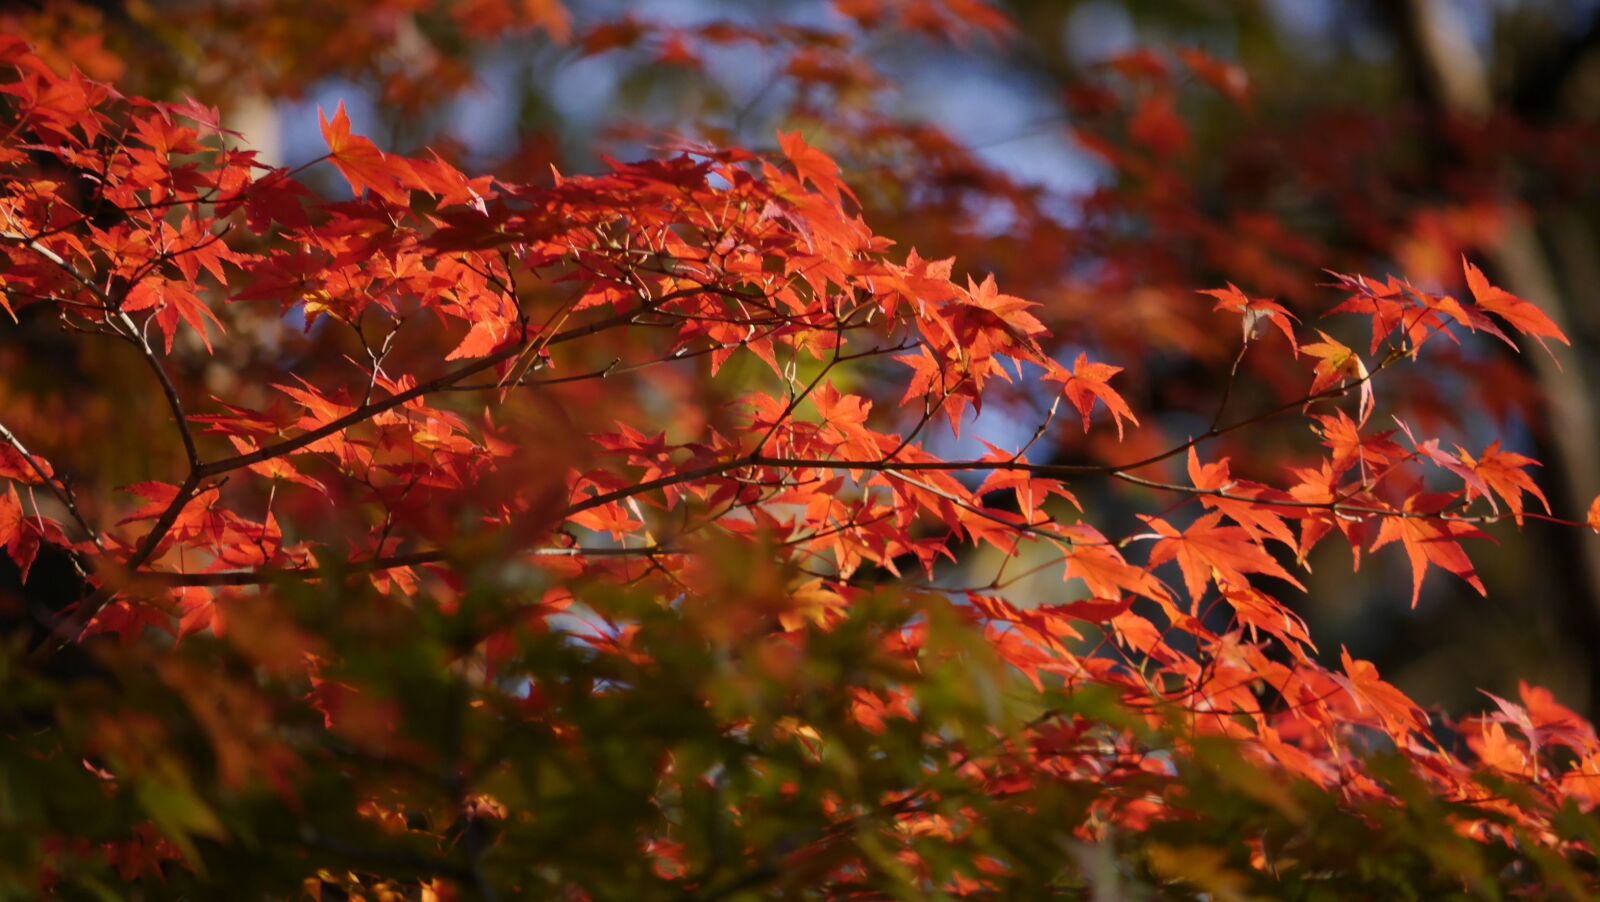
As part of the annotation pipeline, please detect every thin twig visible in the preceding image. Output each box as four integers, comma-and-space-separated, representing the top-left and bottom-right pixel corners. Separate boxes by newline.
0, 420, 102, 548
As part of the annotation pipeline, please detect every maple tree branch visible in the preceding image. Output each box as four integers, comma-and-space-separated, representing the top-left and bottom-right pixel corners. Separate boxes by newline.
732, 453, 1547, 525
123, 335, 1435, 594
140, 545, 680, 587
1098, 346, 1406, 475
0, 420, 102, 548
0, 226, 112, 307
443, 329, 779, 392
192, 342, 524, 480
1208, 339, 1250, 434
112, 310, 202, 469
119, 306, 532, 579
878, 467, 1057, 537
132, 309, 898, 595
120, 471, 203, 573
112, 287, 684, 590
269, 340, 1407, 591
1110, 471, 1585, 527
754, 342, 842, 453
66, 339, 531, 639
16, 154, 335, 246
3, 221, 204, 477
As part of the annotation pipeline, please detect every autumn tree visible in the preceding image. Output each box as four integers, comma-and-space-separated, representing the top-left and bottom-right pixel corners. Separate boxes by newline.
5, 2, 1600, 897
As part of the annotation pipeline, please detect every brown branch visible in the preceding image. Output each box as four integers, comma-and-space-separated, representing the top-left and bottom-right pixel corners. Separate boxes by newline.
192, 340, 524, 482
112, 310, 202, 468
112, 299, 1416, 612
12, 153, 334, 245
0, 420, 102, 548
0, 226, 112, 306
63, 278, 725, 633
161, 339, 1425, 585
141, 545, 679, 587
4, 222, 204, 504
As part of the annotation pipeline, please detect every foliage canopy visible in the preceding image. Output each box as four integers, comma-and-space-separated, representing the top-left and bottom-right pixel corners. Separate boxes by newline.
5, 1, 1600, 897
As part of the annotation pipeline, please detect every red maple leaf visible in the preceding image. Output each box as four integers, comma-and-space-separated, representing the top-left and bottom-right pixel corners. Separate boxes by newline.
1144, 512, 1305, 605
1046, 353, 1138, 439
1463, 258, 1568, 355
1458, 441, 1548, 525
776, 129, 855, 206
319, 101, 414, 205
1369, 494, 1489, 606
1340, 647, 1427, 737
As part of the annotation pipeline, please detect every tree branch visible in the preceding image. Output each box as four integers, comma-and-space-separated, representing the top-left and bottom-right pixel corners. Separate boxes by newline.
0, 420, 101, 548
112, 310, 202, 469
140, 545, 679, 587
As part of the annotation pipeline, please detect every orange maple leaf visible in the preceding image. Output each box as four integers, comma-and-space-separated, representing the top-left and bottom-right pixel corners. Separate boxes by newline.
1059, 525, 1169, 606
1047, 353, 1138, 439
1457, 441, 1548, 525
1370, 494, 1488, 606
319, 101, 413, 205
1301, 330, 1372, 423
1200, 283, 1298, 352
1463, 258, 1568, 355
776, 130, 855, 206
1145, 513, 1305, 605
1186, 449, 1297, 549
1340, 647, 1427, 737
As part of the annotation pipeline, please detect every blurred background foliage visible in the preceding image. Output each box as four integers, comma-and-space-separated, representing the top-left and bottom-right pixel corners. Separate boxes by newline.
14, 552, 1597, 897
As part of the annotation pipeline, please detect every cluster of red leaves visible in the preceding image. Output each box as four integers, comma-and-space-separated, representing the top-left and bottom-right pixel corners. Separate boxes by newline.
3, 26, 1600, 893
